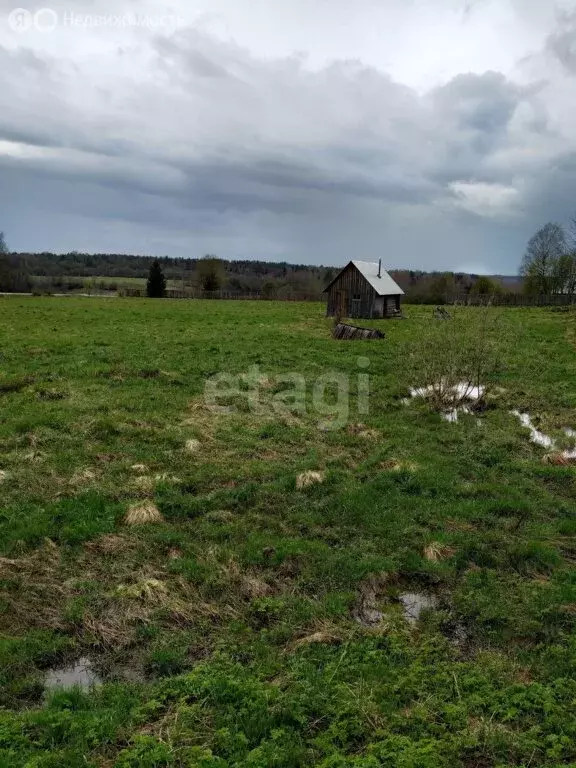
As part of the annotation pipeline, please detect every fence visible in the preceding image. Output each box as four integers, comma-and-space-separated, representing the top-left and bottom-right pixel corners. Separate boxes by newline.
120, 287, 324, 302
446, 293, 576, 307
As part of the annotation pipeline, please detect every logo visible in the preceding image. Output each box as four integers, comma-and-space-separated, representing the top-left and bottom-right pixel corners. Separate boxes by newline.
7, 7, 58, 33
7, 7, 33, 32
34, 8, 58, 32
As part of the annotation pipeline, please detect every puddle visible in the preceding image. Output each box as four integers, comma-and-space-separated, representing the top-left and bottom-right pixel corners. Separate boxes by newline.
44, 657, 102, 691
511, 412, 576, 458
399, 592, 438, 625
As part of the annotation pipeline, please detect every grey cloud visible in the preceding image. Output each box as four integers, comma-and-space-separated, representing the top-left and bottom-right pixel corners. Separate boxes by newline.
546, 10, 576, 74
0, 14, 575, 271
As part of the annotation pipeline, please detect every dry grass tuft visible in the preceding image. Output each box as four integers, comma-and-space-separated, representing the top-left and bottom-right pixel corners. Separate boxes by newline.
155, 473, 181, 483
0, 539, 66, 632
85, 534, 136, 555
205, 509, 234, 523
292, 630, 342, 648
130, 475, 155, 493
185, 439, 201, 454
131, 463, 148, 474
347, 424, 380, 440
380, 459, 418, 473
296, 470, 325, 490
114, 579, 168, 601
215, 557, 275, 600
242, 575, 273, 599
445, 519, 475, 533
124, 501, 164, 526
424, 542, 456, 562
70, 468, 97, 486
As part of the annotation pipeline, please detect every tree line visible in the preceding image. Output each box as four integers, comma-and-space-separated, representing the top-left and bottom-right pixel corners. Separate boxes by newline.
1, 232, 515, 301
521, 217, 576, 295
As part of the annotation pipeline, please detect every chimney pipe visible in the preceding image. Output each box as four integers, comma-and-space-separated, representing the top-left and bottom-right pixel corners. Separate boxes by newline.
378, 259, 382, 279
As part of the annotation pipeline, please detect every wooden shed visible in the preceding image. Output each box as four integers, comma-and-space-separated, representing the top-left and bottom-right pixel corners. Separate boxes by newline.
324, 260, 404, 319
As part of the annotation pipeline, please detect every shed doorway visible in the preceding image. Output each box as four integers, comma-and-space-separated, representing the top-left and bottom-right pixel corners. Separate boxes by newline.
336, 290, 348, 317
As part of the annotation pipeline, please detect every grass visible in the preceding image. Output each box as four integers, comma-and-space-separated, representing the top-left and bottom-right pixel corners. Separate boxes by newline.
1, 297, 576, 765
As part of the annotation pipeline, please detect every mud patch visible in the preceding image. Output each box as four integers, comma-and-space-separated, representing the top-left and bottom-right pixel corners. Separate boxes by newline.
352, 573, 389, 627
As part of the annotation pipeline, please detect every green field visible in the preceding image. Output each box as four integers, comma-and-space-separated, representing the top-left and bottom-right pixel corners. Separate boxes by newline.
2, 297, 576, 767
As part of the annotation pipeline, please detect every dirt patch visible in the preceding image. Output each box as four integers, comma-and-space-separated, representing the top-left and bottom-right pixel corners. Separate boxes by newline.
352, 572, 389, 627
543, 453, 576, 466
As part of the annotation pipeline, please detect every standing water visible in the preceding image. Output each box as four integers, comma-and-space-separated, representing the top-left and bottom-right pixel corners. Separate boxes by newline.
45, 657, 101, 691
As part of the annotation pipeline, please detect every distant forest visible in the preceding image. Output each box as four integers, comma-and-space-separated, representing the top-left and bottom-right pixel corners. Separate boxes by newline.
0, 249, 518, 302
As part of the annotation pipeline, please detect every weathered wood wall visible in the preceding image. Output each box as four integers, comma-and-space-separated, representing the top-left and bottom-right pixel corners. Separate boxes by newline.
325, 265, 402, 318
325, 263, 376, 318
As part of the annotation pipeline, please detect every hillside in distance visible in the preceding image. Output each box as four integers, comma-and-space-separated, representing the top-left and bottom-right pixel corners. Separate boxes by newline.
9, 251, 519, 296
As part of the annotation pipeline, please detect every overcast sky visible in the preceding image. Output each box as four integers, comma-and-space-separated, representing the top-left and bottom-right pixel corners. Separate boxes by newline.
1, 0, 575, 272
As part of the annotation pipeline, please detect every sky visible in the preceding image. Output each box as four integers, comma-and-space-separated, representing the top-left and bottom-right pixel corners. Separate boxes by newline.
0, 0, 576, 272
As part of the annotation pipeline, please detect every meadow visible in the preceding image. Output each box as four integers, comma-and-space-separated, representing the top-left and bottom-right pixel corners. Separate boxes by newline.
1, 297, 576, 767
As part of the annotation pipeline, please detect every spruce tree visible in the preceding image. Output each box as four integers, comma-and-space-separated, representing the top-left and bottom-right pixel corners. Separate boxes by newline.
146, 259, 166, 298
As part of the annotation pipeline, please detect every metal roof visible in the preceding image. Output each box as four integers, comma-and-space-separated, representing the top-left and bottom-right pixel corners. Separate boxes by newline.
350, 261, 405, 296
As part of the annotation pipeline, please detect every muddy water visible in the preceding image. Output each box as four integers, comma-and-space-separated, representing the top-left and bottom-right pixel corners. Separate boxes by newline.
399, 592, 438, 625
45, 657, 101, 691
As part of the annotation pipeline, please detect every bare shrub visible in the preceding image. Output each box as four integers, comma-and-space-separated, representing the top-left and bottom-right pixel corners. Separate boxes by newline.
407, 306, 507, 412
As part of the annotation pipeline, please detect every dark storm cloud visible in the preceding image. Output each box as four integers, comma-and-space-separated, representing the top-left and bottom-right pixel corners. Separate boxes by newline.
0, 16, 575, 270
